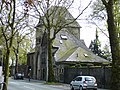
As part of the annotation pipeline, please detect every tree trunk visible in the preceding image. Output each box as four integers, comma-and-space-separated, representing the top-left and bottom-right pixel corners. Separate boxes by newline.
15, 45, 19, 74
46, 0, 55, 82
105, 0, 120, 90
3, 49, 10, 90
47, 29, 55, 82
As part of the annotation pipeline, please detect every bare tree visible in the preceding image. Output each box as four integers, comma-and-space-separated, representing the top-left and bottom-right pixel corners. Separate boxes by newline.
0, 0, 29, 90
13, 28, 34, 74
26, 0, 92, 82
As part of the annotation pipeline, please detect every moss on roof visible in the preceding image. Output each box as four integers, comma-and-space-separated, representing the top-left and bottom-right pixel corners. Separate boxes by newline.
58, 47, 78, 62
53, 30, 109, 64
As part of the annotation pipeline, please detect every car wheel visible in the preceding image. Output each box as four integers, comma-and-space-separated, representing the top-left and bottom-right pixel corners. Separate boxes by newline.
93, 89, 97, 90
70, 85, 74, 90
79, 86, 84, 90
79, 86, 86, 90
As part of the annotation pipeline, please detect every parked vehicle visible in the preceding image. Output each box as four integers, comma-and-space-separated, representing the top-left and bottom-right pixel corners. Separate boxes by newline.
14, 72, 24, 80
0, 66, 4, 89
70, 76, 97, 90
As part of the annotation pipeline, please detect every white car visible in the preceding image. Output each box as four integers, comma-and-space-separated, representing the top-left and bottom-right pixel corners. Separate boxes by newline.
70, 76, 97, 90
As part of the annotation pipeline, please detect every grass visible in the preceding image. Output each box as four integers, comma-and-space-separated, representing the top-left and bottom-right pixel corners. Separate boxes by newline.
44, 82, 63, 85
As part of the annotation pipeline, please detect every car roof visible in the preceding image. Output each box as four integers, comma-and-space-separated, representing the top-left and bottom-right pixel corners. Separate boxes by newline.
76, 76, 95, 78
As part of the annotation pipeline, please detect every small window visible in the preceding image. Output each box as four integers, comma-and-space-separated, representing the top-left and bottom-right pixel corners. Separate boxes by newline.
59, 40, 63, 44
84, 53, 88, 57
60, 68, 64, 73
76, 53, 78, 57
60, 35, 67, 40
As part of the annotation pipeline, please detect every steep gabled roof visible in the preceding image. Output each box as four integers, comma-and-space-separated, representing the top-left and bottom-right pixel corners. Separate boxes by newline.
60, 47, 109, 63
53, 29, 109, 64
36, 6, 81, 28
49, 6, 81, 28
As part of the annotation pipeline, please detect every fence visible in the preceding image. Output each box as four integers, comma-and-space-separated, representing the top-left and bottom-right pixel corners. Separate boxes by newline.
64, 66, 111, 89
10, 65, 111, 89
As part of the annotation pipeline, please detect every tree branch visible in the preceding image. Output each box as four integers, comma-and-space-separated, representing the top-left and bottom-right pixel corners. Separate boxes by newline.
101, 0, 108, 7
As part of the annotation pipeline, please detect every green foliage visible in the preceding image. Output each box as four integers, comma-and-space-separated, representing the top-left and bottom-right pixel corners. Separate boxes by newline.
10, 34, 35, 65
114, 1, 120, 42
89, 29, 111, 60
0, 31, 4, 48
18, 37, 34, 65
101, 44, 112, 61
45, 82, 63, 85
90, 0, 106, 21
89, 29, 101, 55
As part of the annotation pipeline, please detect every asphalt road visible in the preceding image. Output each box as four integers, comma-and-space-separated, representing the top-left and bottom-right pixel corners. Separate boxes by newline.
7, 78, 109, 90
8, 78, 69, 90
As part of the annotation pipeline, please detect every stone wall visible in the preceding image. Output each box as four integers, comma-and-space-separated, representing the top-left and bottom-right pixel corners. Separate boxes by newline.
63, 66, 111, 89
12, 64, 111, 89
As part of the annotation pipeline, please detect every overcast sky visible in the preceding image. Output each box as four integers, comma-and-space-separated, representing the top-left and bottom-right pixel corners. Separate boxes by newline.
69, 0, 109, 48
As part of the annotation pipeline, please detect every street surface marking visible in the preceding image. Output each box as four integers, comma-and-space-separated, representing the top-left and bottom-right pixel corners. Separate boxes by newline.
24, 86, 35, 90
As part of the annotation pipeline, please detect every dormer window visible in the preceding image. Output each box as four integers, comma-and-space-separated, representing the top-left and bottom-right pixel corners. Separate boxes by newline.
59, 40, 63, 44
60, 35, 67, 40
84, 53, 88, 57
76, 53, 78, 57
